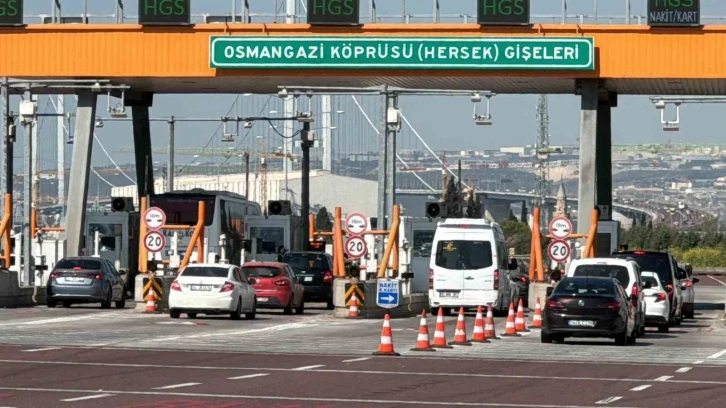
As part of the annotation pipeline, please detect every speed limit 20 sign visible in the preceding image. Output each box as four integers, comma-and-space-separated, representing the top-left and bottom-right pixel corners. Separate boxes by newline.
344, 236, 367, 259
548, 239, 571, 263
144, 231, 166, 253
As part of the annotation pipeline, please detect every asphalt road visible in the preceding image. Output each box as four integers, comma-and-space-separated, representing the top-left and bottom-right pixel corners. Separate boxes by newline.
0, 278, 724, 408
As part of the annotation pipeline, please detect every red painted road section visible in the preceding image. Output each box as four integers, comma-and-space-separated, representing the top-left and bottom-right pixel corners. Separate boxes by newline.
1, 346, 726, 407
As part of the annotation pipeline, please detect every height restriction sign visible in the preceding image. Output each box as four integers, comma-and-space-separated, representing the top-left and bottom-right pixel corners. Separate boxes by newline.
548, 216, 573, 240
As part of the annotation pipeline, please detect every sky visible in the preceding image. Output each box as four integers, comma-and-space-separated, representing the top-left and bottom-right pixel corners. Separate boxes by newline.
12, 0, 726, 173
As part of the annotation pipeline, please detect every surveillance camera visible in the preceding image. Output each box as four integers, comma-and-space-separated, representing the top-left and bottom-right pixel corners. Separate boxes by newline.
471, 93, 482, 103
91, 82, 102, 93
655, 100, 666, 110
277, 88, 289, 99
243, 121, 253, 129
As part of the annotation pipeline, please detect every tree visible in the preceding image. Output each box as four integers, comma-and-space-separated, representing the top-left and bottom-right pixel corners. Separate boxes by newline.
508, 209, 518, 222
465, 190, 476, 218
472, 195, 483, 219
443, 177, 462, 218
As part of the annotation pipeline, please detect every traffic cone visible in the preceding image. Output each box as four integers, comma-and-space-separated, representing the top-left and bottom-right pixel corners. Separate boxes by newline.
483, 304, 499, 340
470, 305, 489, 343
410, 310, 436, 352
449, 307, 472, 346
431, 307, 453, 349
347, 292, 359, 318
501, 302, 521, 337
372, 314, 400, 356
145, 288, 156, 313
529, 297, 544, 329
515, 298, 530, 333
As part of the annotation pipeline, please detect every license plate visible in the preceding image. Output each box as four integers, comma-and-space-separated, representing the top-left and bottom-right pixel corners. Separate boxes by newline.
190, 285, 213, 291
257, 297, 268, 302
66, 277, 84, 282
304, 277, 313, 282
439, 291, 459, 298
568, 320, 595, 327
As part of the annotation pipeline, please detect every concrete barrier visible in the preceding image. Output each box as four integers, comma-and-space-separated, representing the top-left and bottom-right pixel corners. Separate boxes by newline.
134, 273, 174, 313
332, 278, 428, 319
528, 282, 552, 310
0, 270, 46, 308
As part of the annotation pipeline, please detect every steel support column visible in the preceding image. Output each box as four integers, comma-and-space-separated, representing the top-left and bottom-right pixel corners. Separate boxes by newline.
577, 80, 598, 236
321, 95, 332, 172
167, 116, 175, 192
596, 93, 616, 221
377, 86, 389, 232
65, 92, 98, 257
385, 93, 398, 226
0, 77, 9, 219
132, 105, 154, 200
56, 95, 65, 217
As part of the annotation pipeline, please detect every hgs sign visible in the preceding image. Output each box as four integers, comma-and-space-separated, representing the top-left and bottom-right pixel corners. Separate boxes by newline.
478, 0, 530, 25
0, 0, 23, 25
138, 0, 190, 25
307, 0, 360, 25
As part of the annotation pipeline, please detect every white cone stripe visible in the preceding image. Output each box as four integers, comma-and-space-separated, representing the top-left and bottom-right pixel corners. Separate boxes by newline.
455, 329, 465, 336
434, 331, 445, 338
417, 333, 429, 341
473, 326, 484, 333
419, 318, 427, 326
533, 315, 542, 321
383, 321, 390, 327
380, 337, 392, 344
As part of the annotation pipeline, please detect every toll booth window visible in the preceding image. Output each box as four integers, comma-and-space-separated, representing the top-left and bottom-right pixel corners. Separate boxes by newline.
249, 227, 284, 253
88, 223, 123, 252
413, 230, 435, 258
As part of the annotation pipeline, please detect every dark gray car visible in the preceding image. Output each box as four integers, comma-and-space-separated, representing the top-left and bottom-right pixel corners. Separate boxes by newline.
47, 257, 126, 309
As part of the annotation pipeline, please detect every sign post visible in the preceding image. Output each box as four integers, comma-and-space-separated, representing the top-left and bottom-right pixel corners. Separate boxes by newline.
547, 239, 571, 264
376, 279, 399, 309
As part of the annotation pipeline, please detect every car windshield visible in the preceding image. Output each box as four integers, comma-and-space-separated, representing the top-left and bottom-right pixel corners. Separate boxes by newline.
641, 274, 661, 289
554, 279, 615, 296
572, 265, 631, 288
243, 267, 283, 278
613, 253, 672, 285
181, 267, 228, 278
435, 240, 493, 270
55, 259, 101, 270
283, 253, 327, 271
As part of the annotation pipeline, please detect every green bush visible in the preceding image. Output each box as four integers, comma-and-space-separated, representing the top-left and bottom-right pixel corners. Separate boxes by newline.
670, 247, 726, 268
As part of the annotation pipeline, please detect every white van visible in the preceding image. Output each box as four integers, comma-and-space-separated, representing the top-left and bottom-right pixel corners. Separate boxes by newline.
428, 218, 508, 312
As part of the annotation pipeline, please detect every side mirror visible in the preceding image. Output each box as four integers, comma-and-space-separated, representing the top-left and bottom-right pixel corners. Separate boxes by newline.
546, 287, 554, 297
642, 281, 652, 289
693, 277, 700, 284
247, 278, 257, 285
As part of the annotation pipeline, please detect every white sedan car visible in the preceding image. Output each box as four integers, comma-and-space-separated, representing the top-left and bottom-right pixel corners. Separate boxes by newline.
641, 272, 670, 333
169, 263, 257, 320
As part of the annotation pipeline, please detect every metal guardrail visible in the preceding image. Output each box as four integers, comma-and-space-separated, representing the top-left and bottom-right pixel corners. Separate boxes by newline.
22, 0, 726, 26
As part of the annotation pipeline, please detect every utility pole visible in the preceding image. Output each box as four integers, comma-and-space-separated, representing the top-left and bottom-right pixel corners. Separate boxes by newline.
1, 77, 9, 223
244, 152, 250, 202
21, 92, 34, 286
56, 95, 65, 214
535, 94, 551, 230
167, 116, 175, 192
300, 120, 312, 251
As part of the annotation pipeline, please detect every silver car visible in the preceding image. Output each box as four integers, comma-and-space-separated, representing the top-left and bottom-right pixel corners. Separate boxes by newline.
47, 257, 127, 309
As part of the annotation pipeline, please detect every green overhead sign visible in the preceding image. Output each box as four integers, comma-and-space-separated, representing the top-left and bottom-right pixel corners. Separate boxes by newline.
210, 37, 595, 71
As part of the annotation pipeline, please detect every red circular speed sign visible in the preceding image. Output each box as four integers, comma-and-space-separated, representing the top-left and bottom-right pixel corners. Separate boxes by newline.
344, 236, 367, 259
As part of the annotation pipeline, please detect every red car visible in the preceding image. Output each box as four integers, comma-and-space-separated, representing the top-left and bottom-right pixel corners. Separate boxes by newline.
242, 262, 305, 314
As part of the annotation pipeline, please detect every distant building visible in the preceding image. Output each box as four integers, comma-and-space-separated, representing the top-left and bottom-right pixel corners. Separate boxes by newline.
553, 179, 569, 219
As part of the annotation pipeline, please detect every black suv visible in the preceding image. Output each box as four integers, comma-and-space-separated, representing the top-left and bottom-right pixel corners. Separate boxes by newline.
612, 250, 683, 327
281, 251, 335, 309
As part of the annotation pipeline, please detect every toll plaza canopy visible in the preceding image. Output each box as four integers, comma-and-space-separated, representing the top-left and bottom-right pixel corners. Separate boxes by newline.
1, 22, 726, 95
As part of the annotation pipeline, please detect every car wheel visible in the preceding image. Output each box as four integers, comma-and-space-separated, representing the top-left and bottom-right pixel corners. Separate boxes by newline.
283, 297, 294, 315
627, 327, 637, 345
46, 300, 57, 308
540, 331, 552, 344
101, 289, 112, 309
615, 324, 628, 346
62, 301, 72, 308
326, 298, 335, 310
687, 311, 695, 320
675, 313, 682, 326
230, 298, 242, 320
668, 312, 676, 327
170, 309, 181, 319
295, 299, 305, 315
115, 292, 126, 309
552, 335, 565, 344
245, 298, 257, 320
187, 313, 197, 319
658, 323, 669, 333
638, 318, 646, 337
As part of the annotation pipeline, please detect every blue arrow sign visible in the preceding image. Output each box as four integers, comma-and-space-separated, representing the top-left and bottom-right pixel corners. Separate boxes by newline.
376, 279, 399, 309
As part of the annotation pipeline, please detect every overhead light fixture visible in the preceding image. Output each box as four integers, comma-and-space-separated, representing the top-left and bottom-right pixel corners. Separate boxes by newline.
655, 100, 666, 110
277, 88, 289, 98
243, 121, 253, 129
90, 82, 102, 93
297, 112, 314, 123
110, 108, 127, 118
471, 93, 482, 103
473, 94, 493, 125
95, 118, 104, 128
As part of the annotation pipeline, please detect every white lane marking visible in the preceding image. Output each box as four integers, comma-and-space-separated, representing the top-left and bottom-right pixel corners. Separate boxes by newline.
654, 376, 673, 381
228, 373, 269, 380
60, 394, 113, 402
293, 365, 325, 371
0, 386, 644, 408
595, 396, 622, 405
693, 361, 705, 365
2, 359, 722, 385
152, 383, 201, 390
342, 358, 370, 363
707, 275, 726, 287
675, 367, 692, 373
629, 385, 651, 391
148, 322, 322, 342
22, 347, 61, 353
708, 349, 726, 359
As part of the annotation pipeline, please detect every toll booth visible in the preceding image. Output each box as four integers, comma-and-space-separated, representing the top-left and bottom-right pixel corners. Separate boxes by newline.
596, 220, 621, 257
244, 215, 303, 262
401, 217, 437, 294
84, 211, 140, 292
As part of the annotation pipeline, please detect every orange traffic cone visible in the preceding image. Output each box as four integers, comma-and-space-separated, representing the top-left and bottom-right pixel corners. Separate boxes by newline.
372, 314, 400, 356
470, 305, 489, 343
347, 292, 359, 318
515, 298, 530, 333
529, 297, 543, 329
431, 307, 453, 349
145, 288, 156, 313
449, 307, 472, 346
501, 302, 521, 337
484, 304, 499, 340
410, 310, 436, 352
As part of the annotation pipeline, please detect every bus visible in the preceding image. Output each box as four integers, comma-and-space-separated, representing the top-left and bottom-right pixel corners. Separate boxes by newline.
148, 189, 262, 266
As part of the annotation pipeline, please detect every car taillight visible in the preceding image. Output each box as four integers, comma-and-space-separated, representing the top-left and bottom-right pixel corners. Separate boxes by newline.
50, 272, 60, 279
171, 280, 181, 291
666, 284, 673, 294
429, 269, 434, 289
521, 276, 528, 283
684, 280, 693, 288
605, 301, 621, 311
655, 293, 667, 302
220, 282, 234, 292
322, 271, 333, 283
546, 299, 564, 309
493, 270, 500, 290
73, 267, 82, 270
87, 273, 102, 280
275, 279, 290, 287
630, 285, 639, 307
